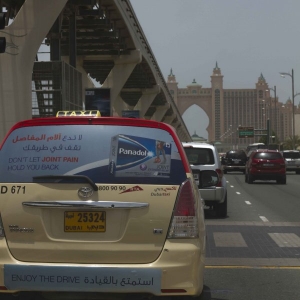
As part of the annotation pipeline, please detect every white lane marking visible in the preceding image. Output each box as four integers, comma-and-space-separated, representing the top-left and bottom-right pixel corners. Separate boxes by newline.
260, 216, 269, 222
245, 201, 251, 205
236, 192, 241, 195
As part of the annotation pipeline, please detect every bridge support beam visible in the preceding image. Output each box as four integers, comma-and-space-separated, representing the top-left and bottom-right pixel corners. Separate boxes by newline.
175, 125, 185, 141
134, 85, 160, 117
151, 103, 170, 122
163, 116, 176, 124
101, 50, 142, 116
0, 0, 68, 141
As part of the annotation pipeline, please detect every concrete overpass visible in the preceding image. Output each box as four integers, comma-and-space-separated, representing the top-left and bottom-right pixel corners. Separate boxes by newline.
0, 0, 191, 142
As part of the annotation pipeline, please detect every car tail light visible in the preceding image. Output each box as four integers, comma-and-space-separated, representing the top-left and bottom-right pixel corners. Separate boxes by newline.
0, 215, 5, 237
215, 168, 223, 187
167, 179, 198, 238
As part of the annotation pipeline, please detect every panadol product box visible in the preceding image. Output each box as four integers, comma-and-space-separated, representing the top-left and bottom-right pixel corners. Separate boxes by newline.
109, 134, 171, 177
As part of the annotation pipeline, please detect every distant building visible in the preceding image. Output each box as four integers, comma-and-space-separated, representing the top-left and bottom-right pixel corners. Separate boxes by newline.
167, 64, 299, 149
191, 131, 207, 142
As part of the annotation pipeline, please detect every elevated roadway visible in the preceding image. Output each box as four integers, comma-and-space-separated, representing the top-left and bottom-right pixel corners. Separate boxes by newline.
0, 0, 191, 142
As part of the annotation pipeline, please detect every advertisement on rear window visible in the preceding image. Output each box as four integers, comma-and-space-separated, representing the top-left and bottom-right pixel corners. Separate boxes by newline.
109, 135, 171, 178
0, 125, 185, 184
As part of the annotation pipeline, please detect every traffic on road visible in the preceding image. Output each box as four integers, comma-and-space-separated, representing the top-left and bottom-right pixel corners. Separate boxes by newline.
201, 170, 300, 300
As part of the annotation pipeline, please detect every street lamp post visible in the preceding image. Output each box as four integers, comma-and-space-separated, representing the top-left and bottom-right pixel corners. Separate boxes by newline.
220, 125, 233, 151
229, 124, 232, 149
235, 126, 241, 150
261, 99, 266, 129
280, 69, 295, 150
266, 86, 277, 140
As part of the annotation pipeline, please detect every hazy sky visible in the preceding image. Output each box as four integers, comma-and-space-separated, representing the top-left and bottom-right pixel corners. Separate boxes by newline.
130, 0, 300, 138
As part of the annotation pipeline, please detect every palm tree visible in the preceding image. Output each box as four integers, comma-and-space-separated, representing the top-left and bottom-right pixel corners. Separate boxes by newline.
282, 135, 300, 150
258, 130, 279, 146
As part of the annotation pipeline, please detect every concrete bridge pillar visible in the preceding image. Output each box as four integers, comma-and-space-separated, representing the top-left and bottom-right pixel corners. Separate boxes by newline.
151, 103, 170, 122
134, 85, 160, 117
101, 50, 142, 116
0, 0, 68, 141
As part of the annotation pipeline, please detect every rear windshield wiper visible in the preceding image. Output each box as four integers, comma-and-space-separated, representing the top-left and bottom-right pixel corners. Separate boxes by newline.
32, 175, 98, 191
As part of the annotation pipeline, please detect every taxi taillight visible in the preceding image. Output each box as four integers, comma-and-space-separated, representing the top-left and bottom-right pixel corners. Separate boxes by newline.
167, 179, 199, 239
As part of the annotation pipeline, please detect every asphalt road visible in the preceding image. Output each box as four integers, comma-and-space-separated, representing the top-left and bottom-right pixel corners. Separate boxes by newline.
201, 171, 300, 300
201, 268, 300, 300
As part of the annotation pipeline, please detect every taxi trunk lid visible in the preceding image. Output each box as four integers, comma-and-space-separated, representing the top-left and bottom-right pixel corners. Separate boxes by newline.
2, 183, 179, 264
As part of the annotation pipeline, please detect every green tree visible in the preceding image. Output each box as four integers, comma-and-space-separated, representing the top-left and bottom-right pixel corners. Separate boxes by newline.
258, 135, 267, 144
282, 135, 300, 150
258, 130, 278, 145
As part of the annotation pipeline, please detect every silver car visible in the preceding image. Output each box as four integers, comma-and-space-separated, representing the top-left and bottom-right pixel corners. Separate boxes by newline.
282, 150, 300, 174
182, 142, 227, 218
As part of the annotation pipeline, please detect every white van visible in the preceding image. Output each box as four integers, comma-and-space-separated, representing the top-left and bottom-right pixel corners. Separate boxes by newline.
182, 142, 227, 218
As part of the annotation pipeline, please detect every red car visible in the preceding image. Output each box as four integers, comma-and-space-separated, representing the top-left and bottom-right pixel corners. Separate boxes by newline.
245, 149, 286, 184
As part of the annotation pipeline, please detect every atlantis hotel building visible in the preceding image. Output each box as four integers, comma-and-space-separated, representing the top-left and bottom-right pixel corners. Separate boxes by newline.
166, 63, 299, 149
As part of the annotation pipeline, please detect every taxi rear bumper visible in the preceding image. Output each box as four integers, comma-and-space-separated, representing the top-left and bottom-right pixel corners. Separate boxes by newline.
0, 238, 205, 298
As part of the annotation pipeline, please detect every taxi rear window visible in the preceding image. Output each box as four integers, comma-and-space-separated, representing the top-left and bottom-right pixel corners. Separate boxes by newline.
0, 125, 186, 185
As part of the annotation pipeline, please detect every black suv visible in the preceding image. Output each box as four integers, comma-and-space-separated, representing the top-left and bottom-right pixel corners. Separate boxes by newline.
221, 150, 247, 174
